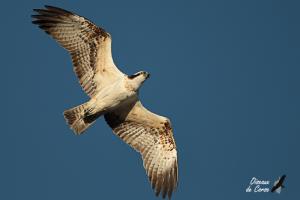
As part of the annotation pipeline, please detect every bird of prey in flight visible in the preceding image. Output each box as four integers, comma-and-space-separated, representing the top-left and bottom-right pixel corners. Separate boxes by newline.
32, 5, 178, 199
271, 175, 286, 194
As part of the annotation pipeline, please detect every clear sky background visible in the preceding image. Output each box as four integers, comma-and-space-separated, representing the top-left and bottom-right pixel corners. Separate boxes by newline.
1, 0, 299, 199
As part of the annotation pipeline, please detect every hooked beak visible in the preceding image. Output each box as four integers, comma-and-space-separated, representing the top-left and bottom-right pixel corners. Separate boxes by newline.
146, 72, 150, 79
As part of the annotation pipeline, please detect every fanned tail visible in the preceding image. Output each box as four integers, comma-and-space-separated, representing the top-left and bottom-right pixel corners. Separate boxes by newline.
63, 101, 99, 134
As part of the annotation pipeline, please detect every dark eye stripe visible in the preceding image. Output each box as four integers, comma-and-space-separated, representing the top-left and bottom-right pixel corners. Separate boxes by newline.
128, 73, 140, 79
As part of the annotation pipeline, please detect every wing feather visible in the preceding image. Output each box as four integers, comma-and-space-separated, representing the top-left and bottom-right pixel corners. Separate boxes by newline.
32, 5, 123, 97
105, 101, 178, 199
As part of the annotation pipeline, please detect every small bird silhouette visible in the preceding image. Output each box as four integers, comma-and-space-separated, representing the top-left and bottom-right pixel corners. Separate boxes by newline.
271, 175, 286, 194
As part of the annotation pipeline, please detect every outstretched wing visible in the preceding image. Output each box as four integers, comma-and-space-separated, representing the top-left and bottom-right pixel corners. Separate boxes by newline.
271, 180, 279, 192
279, 175, 286, 185
32, 5, 124, 97
105, 101, 178, 199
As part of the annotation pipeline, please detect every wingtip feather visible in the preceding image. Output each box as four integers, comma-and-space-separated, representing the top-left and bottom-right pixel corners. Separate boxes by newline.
44, 5, 73, 14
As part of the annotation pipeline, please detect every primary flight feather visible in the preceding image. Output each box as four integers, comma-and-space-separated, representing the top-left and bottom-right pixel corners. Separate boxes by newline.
32, 5, 178, 199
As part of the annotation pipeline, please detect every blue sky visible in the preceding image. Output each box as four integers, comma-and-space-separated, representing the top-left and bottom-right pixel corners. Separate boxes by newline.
1, 0, 299, 199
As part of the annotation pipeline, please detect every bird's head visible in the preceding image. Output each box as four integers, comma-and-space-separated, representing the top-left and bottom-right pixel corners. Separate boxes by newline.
127, 71, 150, 90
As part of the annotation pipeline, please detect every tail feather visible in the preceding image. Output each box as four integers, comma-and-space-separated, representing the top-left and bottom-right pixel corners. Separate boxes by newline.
63, 102, 98, 134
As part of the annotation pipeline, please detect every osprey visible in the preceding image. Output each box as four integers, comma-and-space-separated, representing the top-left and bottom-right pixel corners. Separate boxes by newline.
32, 5, 178, 199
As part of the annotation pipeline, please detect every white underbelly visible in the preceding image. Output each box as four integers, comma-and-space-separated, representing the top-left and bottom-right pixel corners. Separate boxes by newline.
92, 82, 136, 113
